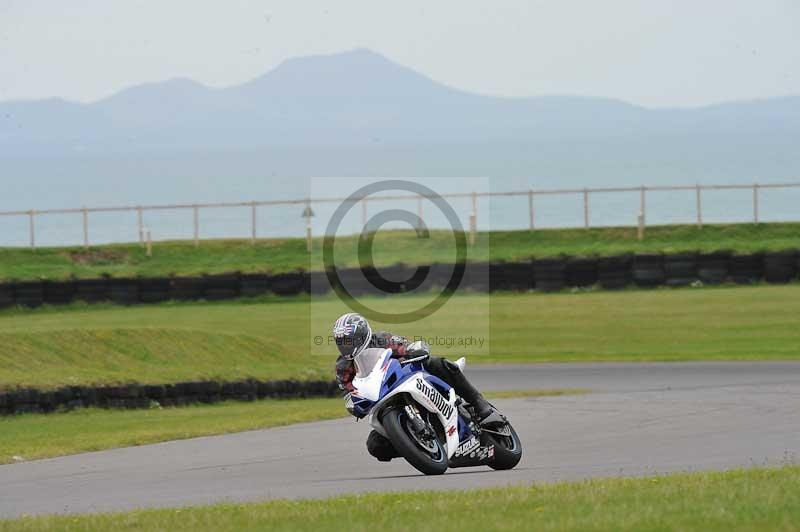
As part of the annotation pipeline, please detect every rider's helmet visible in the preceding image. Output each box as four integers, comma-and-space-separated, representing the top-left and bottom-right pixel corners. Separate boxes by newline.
332, 313, 372, 360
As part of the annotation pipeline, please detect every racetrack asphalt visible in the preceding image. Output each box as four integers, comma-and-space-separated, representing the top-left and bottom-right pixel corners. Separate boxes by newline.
1, 361, 799, 518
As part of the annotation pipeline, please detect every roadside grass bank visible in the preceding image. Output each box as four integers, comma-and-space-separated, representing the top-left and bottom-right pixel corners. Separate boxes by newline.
2, 466, 797, 531
0, 390, 577, 464
2, 284, 799, 391
0, 398, 346, 464
1, 222, 799, 281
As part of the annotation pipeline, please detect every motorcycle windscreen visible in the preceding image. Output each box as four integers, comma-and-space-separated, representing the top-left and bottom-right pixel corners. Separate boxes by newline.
353, 348, 389, 378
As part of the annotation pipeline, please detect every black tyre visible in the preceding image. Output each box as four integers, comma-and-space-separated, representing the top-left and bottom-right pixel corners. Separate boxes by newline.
534, 258, 566, 292
598, 255, 631, 290
484, 423, 522, 470
382, 407, 448, 475
270, 273, 304, 296
566, 258, 598, 288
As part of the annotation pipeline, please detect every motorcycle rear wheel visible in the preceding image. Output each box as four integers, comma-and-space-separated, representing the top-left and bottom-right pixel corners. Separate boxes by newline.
382, 407, 448, 475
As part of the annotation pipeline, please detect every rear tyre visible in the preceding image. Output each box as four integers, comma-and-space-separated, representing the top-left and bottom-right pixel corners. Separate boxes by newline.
485, 423, 522, 470
381, 407, 448, 475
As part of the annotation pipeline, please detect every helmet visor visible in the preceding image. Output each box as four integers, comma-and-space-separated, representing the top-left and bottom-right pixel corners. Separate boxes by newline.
336, 336, 361, 359
332, 313, 372, 360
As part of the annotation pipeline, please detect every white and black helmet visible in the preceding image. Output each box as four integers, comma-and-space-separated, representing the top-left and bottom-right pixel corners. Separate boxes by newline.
332, 313, 372, 360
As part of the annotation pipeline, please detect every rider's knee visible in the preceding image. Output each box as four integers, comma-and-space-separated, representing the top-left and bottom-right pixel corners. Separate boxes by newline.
441, 358, 463, 376
426, 356, 462, 379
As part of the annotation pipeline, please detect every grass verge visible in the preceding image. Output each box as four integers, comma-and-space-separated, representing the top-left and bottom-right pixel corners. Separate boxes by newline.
0, 399, 346, 465
0, 391, 578, 464
1, 222, 799, 281
2, 284, 800, 390
2, 466, 798, 531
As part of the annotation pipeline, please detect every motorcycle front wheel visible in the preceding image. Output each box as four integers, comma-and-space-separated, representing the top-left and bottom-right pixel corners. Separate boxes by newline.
381, 407, 448, 475
484, 422, 522, 470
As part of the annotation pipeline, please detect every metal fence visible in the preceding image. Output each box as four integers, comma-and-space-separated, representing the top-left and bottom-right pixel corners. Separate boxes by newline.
2, 181, 799, 250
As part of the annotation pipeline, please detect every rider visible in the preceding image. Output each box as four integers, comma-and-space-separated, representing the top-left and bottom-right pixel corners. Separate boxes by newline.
332, 312, 498, 462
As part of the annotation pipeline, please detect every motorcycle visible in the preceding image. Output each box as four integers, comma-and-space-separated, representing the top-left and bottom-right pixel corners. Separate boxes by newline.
345, 346, 522, 475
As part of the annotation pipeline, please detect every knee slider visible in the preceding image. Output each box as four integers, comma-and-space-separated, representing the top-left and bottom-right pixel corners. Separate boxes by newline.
442, 359, 462, 376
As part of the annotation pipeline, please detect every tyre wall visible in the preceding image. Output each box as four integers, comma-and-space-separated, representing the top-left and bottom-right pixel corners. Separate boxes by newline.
0, 379, 340, 416
0, 250, 797, 309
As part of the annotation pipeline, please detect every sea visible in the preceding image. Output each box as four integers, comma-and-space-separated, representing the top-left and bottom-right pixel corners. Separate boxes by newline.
1, 174, 798, 248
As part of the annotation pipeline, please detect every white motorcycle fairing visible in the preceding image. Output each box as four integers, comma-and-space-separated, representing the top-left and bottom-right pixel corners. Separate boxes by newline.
350, 348, 461, 459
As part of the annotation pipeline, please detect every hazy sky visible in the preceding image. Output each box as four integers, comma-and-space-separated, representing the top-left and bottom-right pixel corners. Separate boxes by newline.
1, 0, 797, 107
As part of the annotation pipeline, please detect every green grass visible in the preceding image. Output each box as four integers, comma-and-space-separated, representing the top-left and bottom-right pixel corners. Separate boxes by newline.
2, 284, 800, 391
0, 398, 347, 465
0, 327, 302, 389
3, 466, 798, 531
0, 390, 576, 464
1, 222, 799, 281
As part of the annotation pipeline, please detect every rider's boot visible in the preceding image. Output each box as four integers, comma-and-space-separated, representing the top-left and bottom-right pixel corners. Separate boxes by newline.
426, 357, 503, 426
451, 373, 503, 425
367, 430, 400, 461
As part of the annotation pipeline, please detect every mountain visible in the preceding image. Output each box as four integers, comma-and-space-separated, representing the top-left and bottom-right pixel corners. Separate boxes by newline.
1, 48, 799, 192
4, 48, 798, 153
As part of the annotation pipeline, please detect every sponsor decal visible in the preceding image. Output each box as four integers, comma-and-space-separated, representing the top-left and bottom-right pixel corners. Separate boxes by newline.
495, 425, 512, 436
415, 379, 455, 418
447, 425, 457, 437
466, 444, 493, 462
454, 436, 481, 457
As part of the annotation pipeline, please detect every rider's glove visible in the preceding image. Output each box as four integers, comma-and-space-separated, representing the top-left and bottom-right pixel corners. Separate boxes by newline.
405, 340, 431, 359
336, 357, 356, 391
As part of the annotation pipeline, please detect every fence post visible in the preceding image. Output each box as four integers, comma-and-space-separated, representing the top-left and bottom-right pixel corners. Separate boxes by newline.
417, 195, 423, 231
639, 186, 647, 225
583, 188, 590, 228
137, 206, 144, 246
362, 197, 368, 228
28, 210, 36, 250
251, 202, 257, 244
193, 205, 199, 247
753, 183, 759, 224
528, 189, 534, 231
82, 208, 89, 249
695, 184, 703, 228
305, 199, 313, 253
469, 191, 477, 246
637, 213, 645, 241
